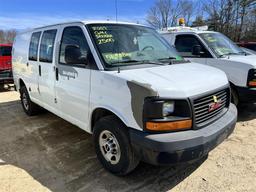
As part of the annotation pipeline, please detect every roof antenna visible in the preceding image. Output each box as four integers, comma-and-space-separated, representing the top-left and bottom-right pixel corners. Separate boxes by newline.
115, 0, 118, 23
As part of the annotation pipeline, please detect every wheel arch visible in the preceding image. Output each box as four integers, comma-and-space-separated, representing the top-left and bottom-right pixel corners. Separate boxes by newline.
229, 81, 239, 105
18, 78, 26, 91
229, 81, 237, 89
90, 107, 128, 133
229, 81, 239, 96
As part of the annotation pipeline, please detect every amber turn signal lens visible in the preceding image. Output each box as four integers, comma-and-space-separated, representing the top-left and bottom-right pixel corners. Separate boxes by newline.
249, 81, 256, 86
146, 119, 192, 131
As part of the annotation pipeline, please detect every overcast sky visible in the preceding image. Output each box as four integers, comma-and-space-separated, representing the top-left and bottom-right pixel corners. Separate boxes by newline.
0, 0, 154, 30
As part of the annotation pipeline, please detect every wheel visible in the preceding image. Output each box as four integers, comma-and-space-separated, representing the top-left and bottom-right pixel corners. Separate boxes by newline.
93, 115, 140, 175
20, 86, 40, 116
231, 87, 239, 106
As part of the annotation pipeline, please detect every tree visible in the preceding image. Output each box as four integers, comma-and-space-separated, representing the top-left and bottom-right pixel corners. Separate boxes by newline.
146, 0, 196, 29
146, 0, 172, 29
237, 0, 256, 41
191, 16, 206, 27
0, 29, 17, 44
180, 0, 194, 25
199, 0, 256, 41
0, 30, 4, 43
5, 30, 17, 44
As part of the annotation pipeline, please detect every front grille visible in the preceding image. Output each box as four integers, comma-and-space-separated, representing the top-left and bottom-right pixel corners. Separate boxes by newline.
193, 88, 229, 127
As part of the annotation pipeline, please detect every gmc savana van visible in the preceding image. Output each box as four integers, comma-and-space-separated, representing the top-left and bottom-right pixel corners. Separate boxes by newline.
161, 26, 256, 105
12, 21, 237, 175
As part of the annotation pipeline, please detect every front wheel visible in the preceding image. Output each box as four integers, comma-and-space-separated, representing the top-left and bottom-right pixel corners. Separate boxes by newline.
93, 115, 140, 175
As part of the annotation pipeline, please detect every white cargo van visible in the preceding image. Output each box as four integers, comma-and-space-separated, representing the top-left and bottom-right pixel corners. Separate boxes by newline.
12, 21, 237, 175
161, 27, 256, 105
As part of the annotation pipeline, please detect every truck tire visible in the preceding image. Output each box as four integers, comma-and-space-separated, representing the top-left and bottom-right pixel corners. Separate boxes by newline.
20, 86, 40, 116
93, 115, 140, 175
231, 87, 239, 106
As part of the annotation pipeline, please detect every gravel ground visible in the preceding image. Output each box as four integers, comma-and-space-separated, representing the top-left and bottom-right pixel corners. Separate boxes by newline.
0, 88, 255, 192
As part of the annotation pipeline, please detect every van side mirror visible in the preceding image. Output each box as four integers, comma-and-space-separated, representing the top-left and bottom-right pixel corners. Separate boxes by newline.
192, 45, 204, 56
65, 45, 88, 65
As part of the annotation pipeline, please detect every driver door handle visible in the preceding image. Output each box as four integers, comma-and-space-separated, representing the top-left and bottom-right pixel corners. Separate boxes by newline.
55, 67, 59, 81
39, 65, 41, 76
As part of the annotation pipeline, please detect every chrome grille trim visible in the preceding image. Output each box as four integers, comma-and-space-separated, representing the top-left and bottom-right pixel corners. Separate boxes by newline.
193, 88, 229, 127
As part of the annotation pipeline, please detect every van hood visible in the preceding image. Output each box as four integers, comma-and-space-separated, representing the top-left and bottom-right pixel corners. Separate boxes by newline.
114, 63, 228, 98
222, 55, 256, 67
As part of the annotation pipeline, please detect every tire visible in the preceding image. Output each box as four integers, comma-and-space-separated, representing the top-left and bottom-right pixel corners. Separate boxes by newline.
231, 87, 239, 106
20, 86, 40, 116
93, 115, 140, 175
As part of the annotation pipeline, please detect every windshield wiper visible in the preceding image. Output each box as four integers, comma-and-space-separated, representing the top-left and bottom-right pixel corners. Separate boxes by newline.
158, 57, 176, 65
111, 59, 165, 66
158, 56, 176, 60
143, 60, 166, 65
238, 51, 247, 56
219, 53, 239, 58
110, 60, 142, 64
157, 57, 184, 64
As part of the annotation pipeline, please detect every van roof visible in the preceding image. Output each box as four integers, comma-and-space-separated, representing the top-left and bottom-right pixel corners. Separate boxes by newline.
159, 26, 218, 35
20, 20, 147, 34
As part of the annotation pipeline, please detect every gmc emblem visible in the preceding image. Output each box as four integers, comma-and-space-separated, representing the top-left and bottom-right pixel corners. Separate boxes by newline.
208, 96, 222, 112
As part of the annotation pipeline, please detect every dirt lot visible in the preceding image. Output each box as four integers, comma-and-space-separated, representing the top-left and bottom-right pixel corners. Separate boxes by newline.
0, 88, 256, 192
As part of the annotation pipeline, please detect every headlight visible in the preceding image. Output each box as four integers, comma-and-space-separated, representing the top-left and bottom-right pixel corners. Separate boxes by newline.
247, 69, 256, 87
162, 101, 174, 117
143, 98, 192, 132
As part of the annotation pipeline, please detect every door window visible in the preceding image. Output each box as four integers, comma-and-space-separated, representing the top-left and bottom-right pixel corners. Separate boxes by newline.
39, 30, 57, 63
175, 35, 211, 58
29, 32, 41, 61
59, 26, 90, 66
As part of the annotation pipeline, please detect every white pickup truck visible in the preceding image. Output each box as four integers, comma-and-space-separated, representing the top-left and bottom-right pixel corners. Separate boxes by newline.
12, 21, 237, 175
161, 27, 256, 105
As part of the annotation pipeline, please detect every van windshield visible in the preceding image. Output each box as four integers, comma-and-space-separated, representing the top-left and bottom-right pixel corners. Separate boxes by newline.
88, 24, 184, 68
199, 33, 245, 57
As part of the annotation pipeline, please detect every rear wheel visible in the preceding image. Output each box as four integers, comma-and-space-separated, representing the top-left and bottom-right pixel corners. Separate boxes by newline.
20, 86, 40, 116
93, 115, 140, 175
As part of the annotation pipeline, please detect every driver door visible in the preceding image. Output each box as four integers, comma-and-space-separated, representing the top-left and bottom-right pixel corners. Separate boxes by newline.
55, 25, 93, 130
174, 34, 211, 64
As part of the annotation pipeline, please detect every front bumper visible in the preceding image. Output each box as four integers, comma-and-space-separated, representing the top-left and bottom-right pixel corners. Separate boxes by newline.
129, 104, 237, 165
236, 86, 256, 102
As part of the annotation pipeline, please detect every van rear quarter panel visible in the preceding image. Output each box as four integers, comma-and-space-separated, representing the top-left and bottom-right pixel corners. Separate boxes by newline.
12, 32, 32, 90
